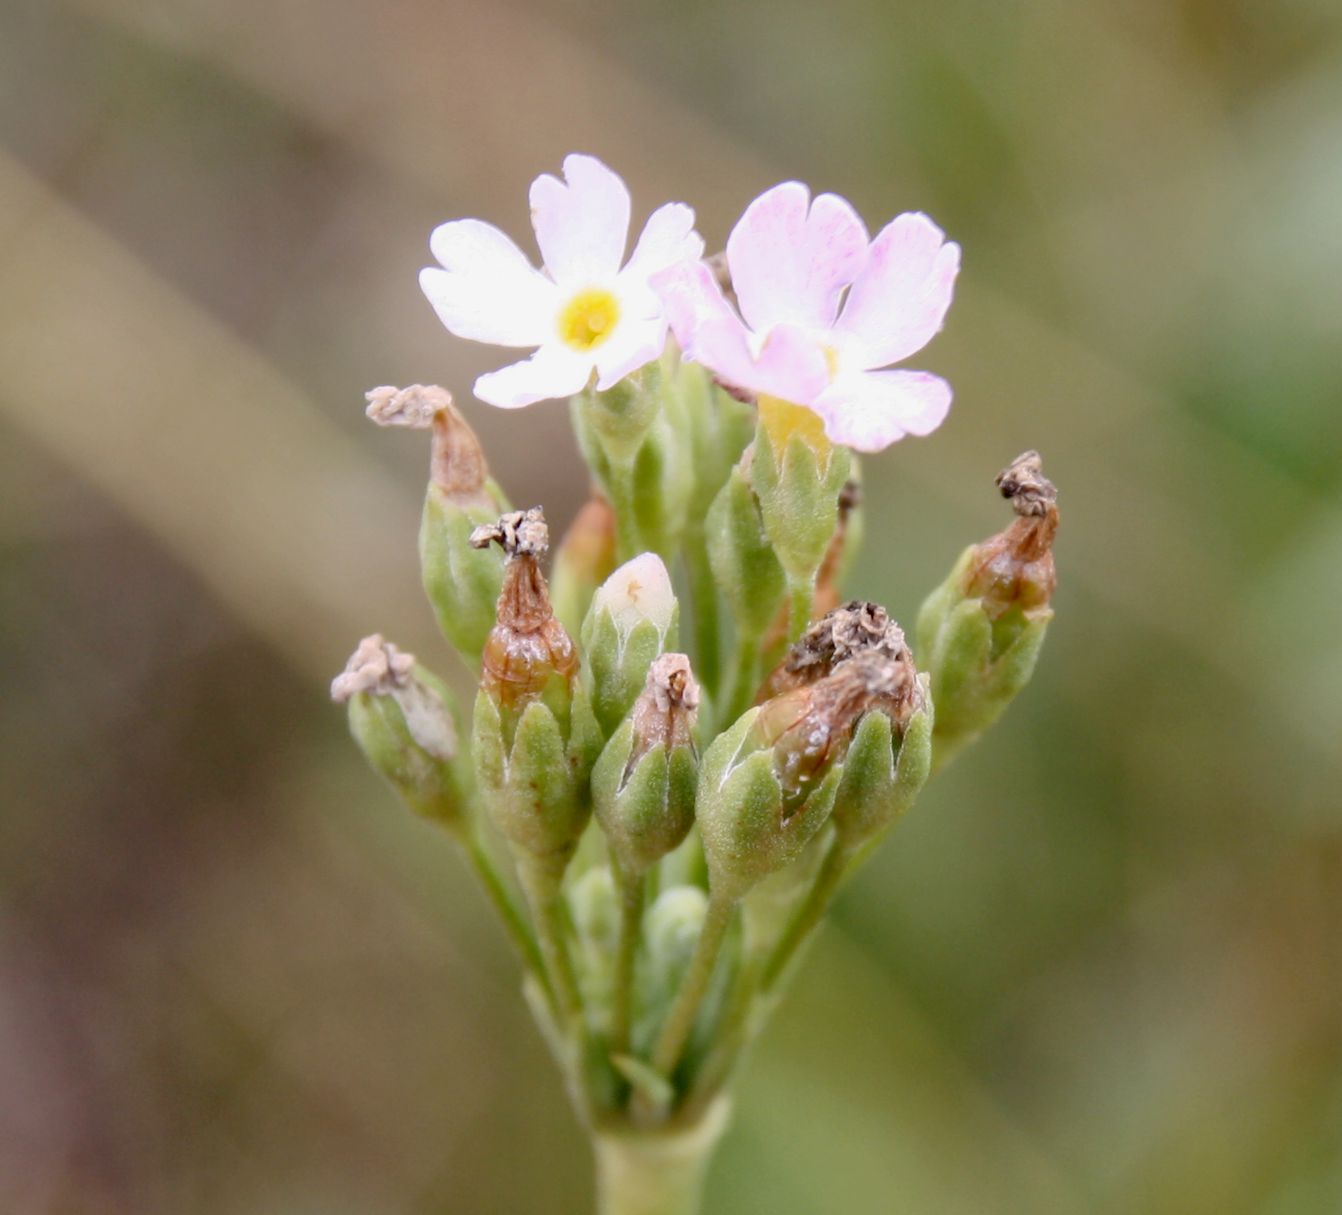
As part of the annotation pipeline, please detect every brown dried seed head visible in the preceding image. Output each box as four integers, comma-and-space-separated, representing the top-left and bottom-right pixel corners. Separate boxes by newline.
966, 450, 1060, 616
996, 450, 1057, 518
759, 599, 907, 701
330, 634, 416, 703
365, 385, 494, 506
470, 507, 549, 559
628, 653, 701, 769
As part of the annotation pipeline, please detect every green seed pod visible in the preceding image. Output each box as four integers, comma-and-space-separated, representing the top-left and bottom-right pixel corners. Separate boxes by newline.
750, 395, 852, 589
917, 451, 1058, 767
331, 634, 469, 829
581, 553, 679, 738
592, 654, 700, 875
365, 385, 510, 668
705, 456, 787, 639
470, 509, 602, 877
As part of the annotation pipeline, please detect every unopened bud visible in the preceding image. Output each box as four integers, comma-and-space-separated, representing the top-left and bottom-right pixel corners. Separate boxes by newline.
592, 654, 700, 876
332, 634, 468, 828
582, 553, 679, 737
366, 386, 510, 665
550, 494, 617, 635
917, 451, 1059, 767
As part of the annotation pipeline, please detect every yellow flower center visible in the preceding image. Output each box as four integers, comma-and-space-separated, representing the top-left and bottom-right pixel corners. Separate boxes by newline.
759, 394, 830, 454
822, 344, 841, 380
558, 288, 621, 351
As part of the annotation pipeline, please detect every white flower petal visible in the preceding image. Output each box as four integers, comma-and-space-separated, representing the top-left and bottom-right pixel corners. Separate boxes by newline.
421, 219, 559, 346
650, 259, 736, 355
594, 552, 676, 637
529, 153, 631, 285
473, 344, 595, 409
594, 314, 666, 391
690, 319, 830, 405
624, 202, 704, 286
833, 213, 960, 369
811, 369, 952, 452
726, 182, 869, 333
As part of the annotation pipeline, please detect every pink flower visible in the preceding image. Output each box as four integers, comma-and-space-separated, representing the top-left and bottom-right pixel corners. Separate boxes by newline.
653, 183, 960, 452
420, 155, 703, 409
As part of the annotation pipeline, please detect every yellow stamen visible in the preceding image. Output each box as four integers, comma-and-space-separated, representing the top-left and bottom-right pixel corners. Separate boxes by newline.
558, 288, 621, 351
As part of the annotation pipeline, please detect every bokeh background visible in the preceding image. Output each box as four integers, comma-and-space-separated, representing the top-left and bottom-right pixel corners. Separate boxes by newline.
3, 0, 1341, 1210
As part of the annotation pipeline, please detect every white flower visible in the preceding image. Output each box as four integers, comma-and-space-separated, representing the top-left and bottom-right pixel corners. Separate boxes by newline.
653, 182, 960, 452
419, 154, 704, 409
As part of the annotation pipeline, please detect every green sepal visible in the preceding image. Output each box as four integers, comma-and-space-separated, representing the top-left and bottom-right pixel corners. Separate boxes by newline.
830, 695, 934, 852
705, 461, 787, 637
472, 691, 592, 878
581, 609, 679, 740
592, 720, 698, 875
696, 709, 841, 900
674, 360, 756, 526
346, 664, 470, 829
419, 482, 508, 667
752, 417, 852, 588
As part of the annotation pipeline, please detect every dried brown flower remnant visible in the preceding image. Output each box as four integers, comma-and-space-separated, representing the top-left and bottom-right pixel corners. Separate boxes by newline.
366, 384, 495, 509
965, 450, 1059, 619
472, 508, 579, 709
754, 649, 915, 799
758, 598, 906, 702
330, 634, 415, 702
628, 653, 700, 771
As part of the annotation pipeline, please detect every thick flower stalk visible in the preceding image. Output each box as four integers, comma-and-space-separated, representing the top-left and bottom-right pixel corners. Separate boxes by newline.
333, 155, 1060, 1215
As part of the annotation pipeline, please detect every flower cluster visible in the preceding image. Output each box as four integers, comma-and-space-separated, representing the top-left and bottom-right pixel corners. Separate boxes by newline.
420, 154, 958, 451
338, 154, 1056, 1215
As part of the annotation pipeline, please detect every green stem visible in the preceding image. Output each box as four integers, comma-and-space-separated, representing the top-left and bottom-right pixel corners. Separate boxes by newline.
650, 891, 737, 1082
462, 829, 549, 994
684, 528, 721, 706
517, 861, 584, 1024
593, 1098, 731, 1215
760, 839, 852, 991
609, 454, 642, 564
723, 630, 761, 725
610, 863, 646, 1059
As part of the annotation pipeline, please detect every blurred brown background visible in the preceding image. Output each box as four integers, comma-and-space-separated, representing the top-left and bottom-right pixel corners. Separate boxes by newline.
2, 0, 1341, 1211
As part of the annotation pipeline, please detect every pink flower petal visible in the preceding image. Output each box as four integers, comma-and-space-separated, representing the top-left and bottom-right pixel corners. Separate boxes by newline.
811, 369, 952, 451
529, 154, 631, 286
696, 320, 831, 405
473, 344, 595, 409
833, 213, 960, 369
421, 219, 560, 346
650, 259, 736, 354
726, 183, 869, 333
594, 316, 666, 390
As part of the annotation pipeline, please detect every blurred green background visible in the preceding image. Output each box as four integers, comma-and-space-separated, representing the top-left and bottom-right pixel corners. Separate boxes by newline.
2, 0, 1340, 1211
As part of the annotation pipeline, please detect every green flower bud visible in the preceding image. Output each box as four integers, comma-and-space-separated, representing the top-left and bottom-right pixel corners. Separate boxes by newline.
705, 455, 787, 639
470, 509, 602, 876
750, 395, 852, 589
331, 634, 469, 828
636, 885, 709, 1050
575, 364, 664, 467
917, 451, 1059, 767
365, 385, 510, 667
582, 553, 680, 737
570, 865, 620, 1011
550, 494, 617, 636
592, 654, 700, 875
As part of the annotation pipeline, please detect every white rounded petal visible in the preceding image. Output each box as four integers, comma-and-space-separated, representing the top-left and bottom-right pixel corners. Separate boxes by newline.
529, 153, 631, 285
594, 314, 666, 390
650, 259, 736, 354
833, 213, 960, 369
624, 202, 705, 286
811, 370, 953, 452
594, 552, 676, 638
473, 344, 595, 409
726, 183, 869, 333
421, 219, 559, 347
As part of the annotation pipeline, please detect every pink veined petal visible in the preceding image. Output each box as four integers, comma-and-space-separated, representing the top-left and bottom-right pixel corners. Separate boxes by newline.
726, 182, 869, 333
624, 202, 705, 286
422, 219, 560, 346
529, 153, 631, 286
811, 369, 953, 452
650, 259, 737, 355
594, 315, 666, 391
833, 213, 961, 369
473, 343, 595, 409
